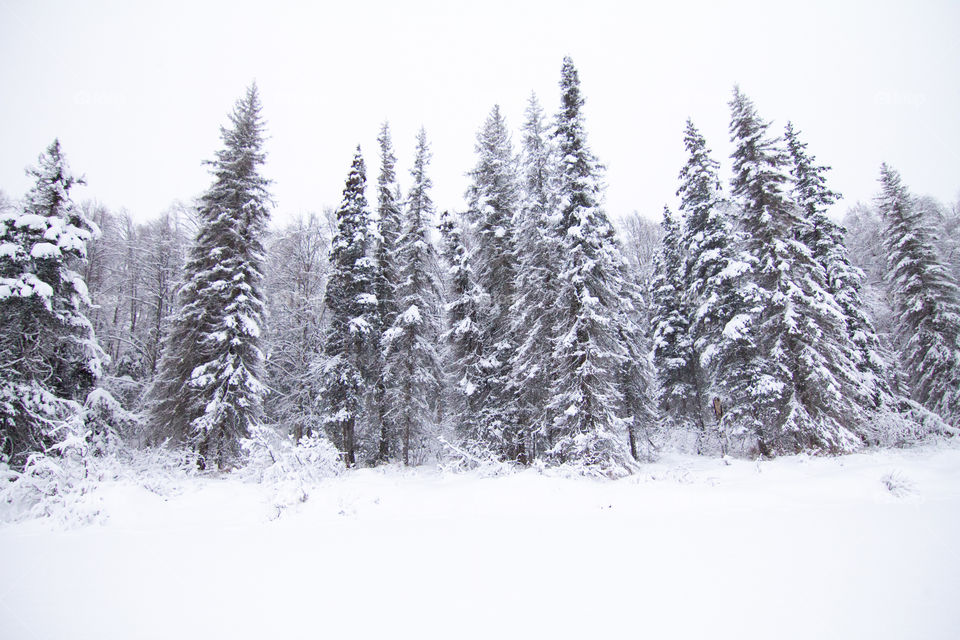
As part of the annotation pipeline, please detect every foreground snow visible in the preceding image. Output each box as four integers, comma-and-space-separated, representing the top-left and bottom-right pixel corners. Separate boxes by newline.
2, 444, 959, 639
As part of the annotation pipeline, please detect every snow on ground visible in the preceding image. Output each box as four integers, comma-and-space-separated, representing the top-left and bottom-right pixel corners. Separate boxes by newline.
2, 444, 959, 640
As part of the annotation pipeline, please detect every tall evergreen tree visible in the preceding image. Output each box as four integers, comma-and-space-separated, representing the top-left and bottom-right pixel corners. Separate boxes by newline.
149, 85, 271, 470
726, 87, 865, 455
617, 259, 658, 462
676, 120, 746, 450
464, 105, 522, 460
785, 122, 894, 411
0, 140, 103, 463
508, 93, 560, 461
383, 128, 444, 465
438, 210, 487, 450
878, 164, 960, 426
317, 147, 378, 466
371, 122, 403, 462
545, 57, 634, 474
650, 207, 698, 432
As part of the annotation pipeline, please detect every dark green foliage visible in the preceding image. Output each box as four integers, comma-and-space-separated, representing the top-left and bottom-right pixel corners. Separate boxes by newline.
544, 58, 640, 474
149, 85, 271, 470
318, 147, 378, 466
725, 88, 867, 455
382, 129, 443, 465
0, 140, 102, 464
878, 164, 960, 426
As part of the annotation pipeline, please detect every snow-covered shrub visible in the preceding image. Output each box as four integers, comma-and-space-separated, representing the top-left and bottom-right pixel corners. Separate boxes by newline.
872, 400, 958, 448
83, 388, 139, 456
881, 470, 915, 497
240, 425, 343, 511
117, 445, 198, 501
1, 434, 198, 527
437, 437, 516, 477
650, 420, 702, 456
532, 458, 634, 480
0, 387, 183, 526
0, 419, 104, 526
542, 430, 638, 479
98, 374, 147, 422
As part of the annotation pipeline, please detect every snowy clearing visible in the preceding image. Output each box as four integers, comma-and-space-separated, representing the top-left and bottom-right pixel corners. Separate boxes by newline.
2, 444, 959, 640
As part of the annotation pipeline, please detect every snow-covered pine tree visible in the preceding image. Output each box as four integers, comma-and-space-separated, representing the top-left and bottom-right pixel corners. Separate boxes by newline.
317, 147, 378, 466
149, 85, 271, 470
464, 105, 522, 460
676, 119, 747, 451
650, 206, 698, 433
0, 140, 104, 463
508, 93, 561, 462
371, 122, 403, 462
726, 87, 866, 455
544, 57, 634, 475
438, 210, 488, 451
382, 128, 444, 465
877, 164, 960, 426
617, 267, 658, 462
784, 122, 894, 411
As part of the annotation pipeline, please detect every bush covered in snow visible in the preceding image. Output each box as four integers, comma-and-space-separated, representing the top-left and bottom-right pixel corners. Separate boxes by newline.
0, 425, 103, 526
83, 388, 140, 456
0, 386, 186, 526
239, 425, 344, 512
871, 400, 958, 448
437, 436, 517, 477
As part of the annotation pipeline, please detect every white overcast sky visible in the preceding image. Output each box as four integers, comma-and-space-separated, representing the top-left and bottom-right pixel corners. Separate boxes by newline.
1, 0, 958, 225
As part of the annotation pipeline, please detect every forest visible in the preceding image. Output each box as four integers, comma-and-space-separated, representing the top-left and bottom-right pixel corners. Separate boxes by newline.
1, 56, 959, 497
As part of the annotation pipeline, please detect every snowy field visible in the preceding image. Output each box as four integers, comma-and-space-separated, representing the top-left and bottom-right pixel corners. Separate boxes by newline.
2, 444, 959, 640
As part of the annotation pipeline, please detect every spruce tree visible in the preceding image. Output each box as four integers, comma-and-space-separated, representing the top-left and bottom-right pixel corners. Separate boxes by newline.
371, 122, 403, 462
650, 207, 698, 432
508, 93, 560, 461
878, 164, 960, 426
150, 85, 271, 470
785, 122, 894, 411
0, 140, 103, 463
726, 87, 865, 455
438, 210, 488, 451
617, 264, 658, 461
383, 128, 443, 465
464, 105, 522, 460
318, 147, 378, 466
545, 57, 634, 474
676, 120, 746, 450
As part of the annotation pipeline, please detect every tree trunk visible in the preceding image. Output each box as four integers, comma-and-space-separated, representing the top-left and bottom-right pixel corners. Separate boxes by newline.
375, 381, 389, 463
343, 418, 355, 467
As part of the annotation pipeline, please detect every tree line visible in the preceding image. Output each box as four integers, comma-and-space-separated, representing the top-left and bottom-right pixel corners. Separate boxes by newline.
1, 59, 958, 475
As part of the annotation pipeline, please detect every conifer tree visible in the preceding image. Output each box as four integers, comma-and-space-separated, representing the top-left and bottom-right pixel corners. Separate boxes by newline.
508, 93, 560, 461
676, 120, 745, 449
617, 266, 658, 461
150, 85, 271, 469
318, 147, 378, 466
438, 210, 487, 449
371, 123, 403, 462
545, 57, 634, 474
878, 164, 960, 426
464, 105, 522, 460
726, 87, 865, 455
383, 128, 443, 465
785, 122, 894, 410
0, 140, 103, 463
650, 207, 697, 431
